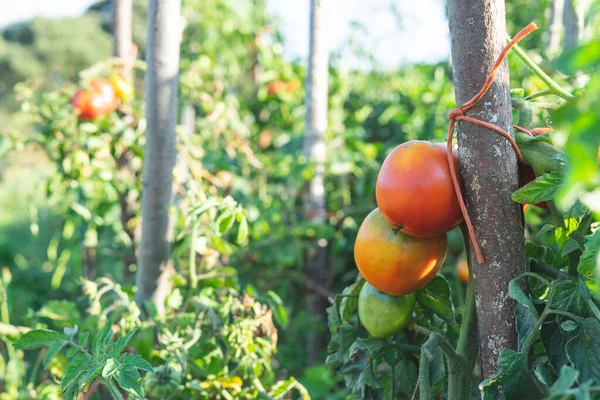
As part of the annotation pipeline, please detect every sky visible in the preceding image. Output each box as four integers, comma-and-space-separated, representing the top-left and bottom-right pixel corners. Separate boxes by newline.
0, 0, 450, 68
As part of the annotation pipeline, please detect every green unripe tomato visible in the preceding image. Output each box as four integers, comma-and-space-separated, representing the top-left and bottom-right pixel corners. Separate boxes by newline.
358, 282, 415, 338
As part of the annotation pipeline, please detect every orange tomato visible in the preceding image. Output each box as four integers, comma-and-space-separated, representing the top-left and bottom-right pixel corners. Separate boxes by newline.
285, 79, 301, 93
354, 208, 447, 296
457, 258, 469, 284
376, 141, 463, 237
71, 89, 109, 120
89, 78, 117, 113
267, 80, 287, 96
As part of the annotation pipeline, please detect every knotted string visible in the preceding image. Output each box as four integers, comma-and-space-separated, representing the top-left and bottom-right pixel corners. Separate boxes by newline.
446, 22, 538, 264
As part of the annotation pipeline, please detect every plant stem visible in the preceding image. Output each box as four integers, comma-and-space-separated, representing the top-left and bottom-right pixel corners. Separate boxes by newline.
524, 89, 551, 100
507, 37, 574, 101
189, 223, 199, 290
106, 380, 125, 400
453, 224, 479, 399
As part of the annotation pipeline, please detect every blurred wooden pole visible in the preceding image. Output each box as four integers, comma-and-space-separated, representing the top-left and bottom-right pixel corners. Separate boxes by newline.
547, 0, 564, 57
136, 0, 182, 313
447, 0, 525, 378
303, 0, 329, 366
113, 0, 133, 59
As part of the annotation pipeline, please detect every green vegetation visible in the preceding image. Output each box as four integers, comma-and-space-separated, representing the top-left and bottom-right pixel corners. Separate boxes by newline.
0, 0, 598, 398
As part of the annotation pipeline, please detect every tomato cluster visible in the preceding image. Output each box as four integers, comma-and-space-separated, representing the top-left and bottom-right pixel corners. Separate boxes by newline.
355, 139, 550, 337
71, 74, 134, 120
354, 140, 462, 337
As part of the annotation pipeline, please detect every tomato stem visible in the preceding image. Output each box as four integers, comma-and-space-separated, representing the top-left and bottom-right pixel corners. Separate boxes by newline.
452, 224, 480, 399
507, 37, 574, 101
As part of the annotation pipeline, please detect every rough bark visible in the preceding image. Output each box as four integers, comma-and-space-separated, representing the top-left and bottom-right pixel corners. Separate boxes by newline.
563, 0, 583, 50
303, 0, 329, 366
547, 0, 565, 56
447, 0, 526, 378
135, 0, 181, 313
113, 0, 132, 59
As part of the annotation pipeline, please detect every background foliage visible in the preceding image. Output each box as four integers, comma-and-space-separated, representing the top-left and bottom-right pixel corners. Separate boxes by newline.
0, 0, 598, 398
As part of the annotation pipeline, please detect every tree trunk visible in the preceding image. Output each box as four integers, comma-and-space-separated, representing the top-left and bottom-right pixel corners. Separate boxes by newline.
563, 0, 584, 50
113, 0, 132, 59
135, 0, 181, 313
113, 0, 136, 278
547, 0, 565, 57
447, 0, 526, 378
303, 0, 329, 366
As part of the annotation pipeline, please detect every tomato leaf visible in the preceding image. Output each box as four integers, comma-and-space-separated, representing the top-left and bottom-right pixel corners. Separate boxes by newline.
578, 229, 600, 277
114, 364, 144, 399
548, 365, 579, 394
416, 276, 455, 324
479, 349, 549, 400
565, 318, 600, 385
339, 277, 364, 323
512, 172, 562, 205
43, 341, 65, 369
552, 280, 593, 318
541, 321, 572, 374
13, 329, 65, 349
508, 275, 539, 350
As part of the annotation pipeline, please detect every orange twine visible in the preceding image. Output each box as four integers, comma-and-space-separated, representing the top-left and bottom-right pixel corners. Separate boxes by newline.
446, 22, 538, 264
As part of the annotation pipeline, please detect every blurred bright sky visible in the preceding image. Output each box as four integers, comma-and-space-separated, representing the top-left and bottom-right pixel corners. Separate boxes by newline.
0, 0, 450, 68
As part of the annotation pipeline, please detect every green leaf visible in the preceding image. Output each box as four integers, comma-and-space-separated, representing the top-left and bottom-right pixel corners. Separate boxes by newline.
64, 326, 78, 337
565, 318, 600, 385
561, 239, 583, 257
13, 329, 65, 349
44, 341, 65, 370
82, 362, 104, 385
111, 329, 137, 357
93, 319, 114, 357
541, 321, 571, 374
62, 353, 90, 391
37, 301, 81, 326
512, 172, 562, 205
339, 277, 364, 323
560, 320, 579, 332
114, 364, 143, 398
217, 211, 235, 235
266, 290, 289, 328
554, 40, 600, 74
416, 276, 455, 324
165, 289, 184, 310
236, 217, 249, 244
552, 279, 593, 318
549, 365, 579, 393
123, 354, 153, 372
479, 349, 549, 400
579, 230, 600, 277
102, 358, 120, 378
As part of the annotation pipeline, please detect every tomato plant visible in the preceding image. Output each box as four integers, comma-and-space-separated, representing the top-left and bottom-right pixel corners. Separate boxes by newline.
358, 282, 416, 338
375, 141, 463, 237
354, 208, 447, 296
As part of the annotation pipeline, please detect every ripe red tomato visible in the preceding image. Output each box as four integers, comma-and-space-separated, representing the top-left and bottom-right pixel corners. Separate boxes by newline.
89, 78, 117, 113
358, 282, 415, 338
376, 141, 463, 237
354, 208, 447, 296
71, 89, 109, 120
518, 163, 549, 209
